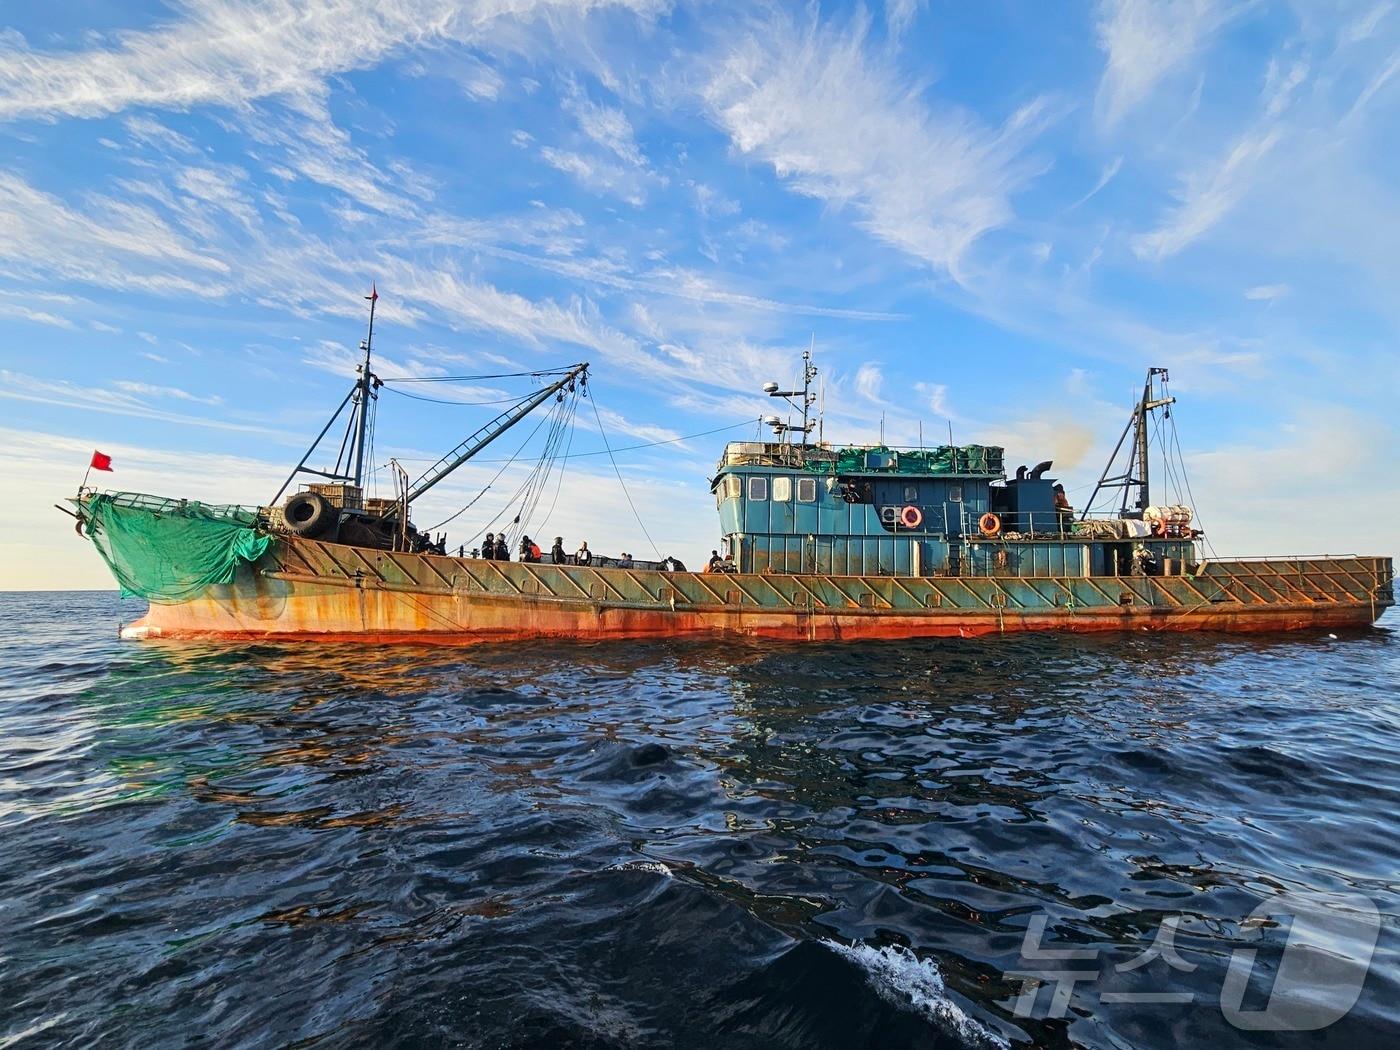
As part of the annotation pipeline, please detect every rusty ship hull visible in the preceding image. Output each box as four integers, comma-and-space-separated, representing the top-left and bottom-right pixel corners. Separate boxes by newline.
118, 535, 1394, 643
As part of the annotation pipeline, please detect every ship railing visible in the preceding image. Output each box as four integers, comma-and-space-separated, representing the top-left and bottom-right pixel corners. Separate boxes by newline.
84, 490, 262, 522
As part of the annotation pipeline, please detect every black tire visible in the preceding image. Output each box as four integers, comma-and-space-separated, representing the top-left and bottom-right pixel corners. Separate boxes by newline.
284, 492, 333, 537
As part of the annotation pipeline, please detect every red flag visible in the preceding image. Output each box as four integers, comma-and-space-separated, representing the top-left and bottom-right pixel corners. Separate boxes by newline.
366, 283, 378, 302
90, 450, 113, 472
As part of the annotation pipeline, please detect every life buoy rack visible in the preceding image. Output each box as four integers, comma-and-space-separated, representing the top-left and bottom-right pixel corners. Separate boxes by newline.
978, 512, 1002, 538
899, 505, 923, 529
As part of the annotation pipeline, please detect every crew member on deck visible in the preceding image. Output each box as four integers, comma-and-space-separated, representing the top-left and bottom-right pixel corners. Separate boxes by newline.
551, 537, 567, 564
482, 533, 495, 560
520, 535, 541, 563
1053, 484, 1073, 529
575, 541, 592, 566
706, 550, 722, 572
494, 534, 509, 561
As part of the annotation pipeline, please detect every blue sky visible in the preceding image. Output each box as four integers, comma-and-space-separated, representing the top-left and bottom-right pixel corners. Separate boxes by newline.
2, 0, 1398, 588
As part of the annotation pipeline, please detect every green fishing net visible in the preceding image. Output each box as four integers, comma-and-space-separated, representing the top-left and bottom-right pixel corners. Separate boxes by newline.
82, 492, 271, 603
820, 445, 1005, 475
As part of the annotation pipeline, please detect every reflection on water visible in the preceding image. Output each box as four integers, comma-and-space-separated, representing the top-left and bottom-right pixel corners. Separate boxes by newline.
1, 591, 1397, 1048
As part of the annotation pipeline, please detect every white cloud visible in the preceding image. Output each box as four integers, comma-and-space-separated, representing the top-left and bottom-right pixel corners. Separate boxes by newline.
1069, 155, 1123, 209
113, 380, 223, 405
1342, 2, 1394, 46
0, 370, 271, 435
539, 146, 645, 205
1244, 283, 1289, 301
567, 93, 646, 168
884, 0, 925, 44
0, 171, 230, 295
1185, 407, 1400, 558
538, 88, 660, 204
854, 363, 883, 401
0, 0, 666, 123
1094, 0, 1229, 129
701, 8, 1046, 281
1132, 127, 1281, 260
0, 301, 75, 328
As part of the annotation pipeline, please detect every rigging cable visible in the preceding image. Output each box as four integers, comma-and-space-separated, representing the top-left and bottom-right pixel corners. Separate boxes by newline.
441, 387, 577, 543
332, 392, 357, 479
588, 386, 663, 560
502, 387, 578, 545
422, 402, 559, 533
1167, 409, 1219, 559
381, 386, 545, 407
471, 394, 571, 546
535, 395, 579, 538
370, 418, 759, 468
383, 367, 579, 383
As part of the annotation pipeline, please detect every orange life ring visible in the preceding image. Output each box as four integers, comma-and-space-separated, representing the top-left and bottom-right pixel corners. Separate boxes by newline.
979, 512, 1001, 537
899, 505, 923, 529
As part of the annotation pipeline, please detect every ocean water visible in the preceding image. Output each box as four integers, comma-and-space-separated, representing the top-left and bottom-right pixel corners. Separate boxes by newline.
1, 590, 1397, 1049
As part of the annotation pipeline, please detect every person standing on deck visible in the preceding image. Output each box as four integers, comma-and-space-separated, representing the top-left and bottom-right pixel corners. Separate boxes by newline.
494, 534, 510, 561
551, 537, 567, 564
575, 541, 592, 566
482, 533, 495, 560
1053, 484, 1073, 532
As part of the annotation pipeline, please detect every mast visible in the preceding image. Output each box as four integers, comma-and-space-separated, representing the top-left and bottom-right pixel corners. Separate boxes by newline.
761, 346, 819, 455
1132, 367, 1173, 511
351, 284, 379, 489
1082, 367, 1174, 517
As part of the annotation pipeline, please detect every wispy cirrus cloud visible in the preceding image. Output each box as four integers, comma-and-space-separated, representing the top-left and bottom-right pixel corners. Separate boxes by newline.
1094, 0, 1233, 129
0, 0, 667, 123
701, 8, 1049, 282
538, 87, 661, 205
1132, 126, 1282, 259
0, 170, 231, 294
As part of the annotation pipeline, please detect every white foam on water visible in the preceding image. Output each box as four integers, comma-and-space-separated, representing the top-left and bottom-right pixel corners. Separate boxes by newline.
612, 860, 673, 878
828, 941, 1009, 1050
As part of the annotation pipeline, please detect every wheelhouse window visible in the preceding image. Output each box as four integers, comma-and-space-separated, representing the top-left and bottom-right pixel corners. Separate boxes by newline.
772, 476, 792, 502
747, 476, 768, 501
903, 484, 919, 503
796, 477, 817, 503
949, 485, 963, 503
724, 475, 742, 500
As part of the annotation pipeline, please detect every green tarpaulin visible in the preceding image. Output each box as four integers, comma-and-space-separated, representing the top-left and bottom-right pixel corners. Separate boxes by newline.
82, 492, 271, 603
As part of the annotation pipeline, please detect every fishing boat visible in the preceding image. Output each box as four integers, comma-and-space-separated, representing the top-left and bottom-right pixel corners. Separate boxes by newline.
70, 295, 1394, 642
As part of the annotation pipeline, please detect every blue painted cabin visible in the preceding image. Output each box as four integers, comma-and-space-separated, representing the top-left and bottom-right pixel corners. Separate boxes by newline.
711, 442, 1194, 578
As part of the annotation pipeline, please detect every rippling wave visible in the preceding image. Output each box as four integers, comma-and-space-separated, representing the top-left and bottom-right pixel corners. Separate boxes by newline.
1, 591, 1396, 1047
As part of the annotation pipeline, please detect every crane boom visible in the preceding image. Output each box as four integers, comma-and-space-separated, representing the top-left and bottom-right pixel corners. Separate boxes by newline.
398, 363, 587, 510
